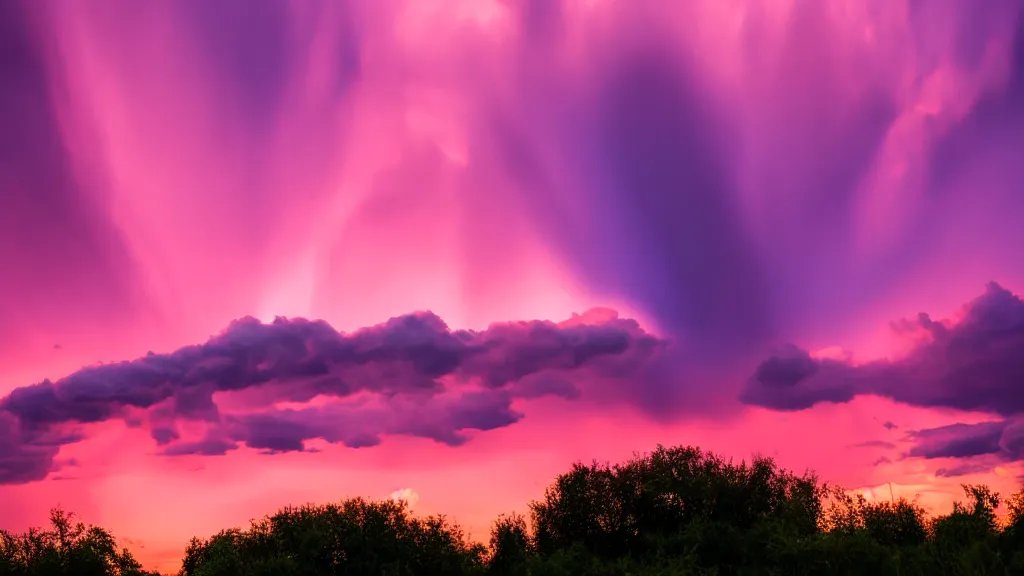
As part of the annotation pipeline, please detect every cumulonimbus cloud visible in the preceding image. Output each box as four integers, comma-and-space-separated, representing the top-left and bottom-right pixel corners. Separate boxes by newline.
0, 308, 665, 484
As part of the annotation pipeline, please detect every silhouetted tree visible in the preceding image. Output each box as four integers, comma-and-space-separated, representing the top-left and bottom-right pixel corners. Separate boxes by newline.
529, 444, 824, 573
1001, 484, 1024, 574
178, 497, 484, 576
0, 508, 157, 576
487, 514, 531, 576
16, 444, 1024, 575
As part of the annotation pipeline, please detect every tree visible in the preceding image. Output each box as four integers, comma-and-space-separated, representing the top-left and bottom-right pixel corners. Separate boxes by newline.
178, 497, 485, 576
0, 508, 157, 576
487, 513, 532, 576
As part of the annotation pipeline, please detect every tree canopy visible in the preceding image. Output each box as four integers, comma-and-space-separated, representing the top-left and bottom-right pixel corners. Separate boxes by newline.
5, 444, 1024, 575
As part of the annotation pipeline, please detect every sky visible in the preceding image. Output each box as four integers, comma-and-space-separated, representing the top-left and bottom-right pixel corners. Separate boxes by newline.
1, 0, 1023, 571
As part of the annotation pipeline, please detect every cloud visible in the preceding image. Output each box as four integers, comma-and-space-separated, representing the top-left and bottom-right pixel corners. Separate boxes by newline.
389, 488, 419, 507
745, 282, 1024, 471
211, 387, 527, 453
935, 462, 1002, 479
741, 282, 1024, 415
887, 418, 1024, 477
0, 309, 665, 484
905, 421, 1006, 460
0, 412, 59, 484
162, 437, 239, 457
851, 440, 896, 450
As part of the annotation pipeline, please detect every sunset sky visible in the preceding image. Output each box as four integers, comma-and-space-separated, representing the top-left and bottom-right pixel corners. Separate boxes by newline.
2, 0, 1024, 572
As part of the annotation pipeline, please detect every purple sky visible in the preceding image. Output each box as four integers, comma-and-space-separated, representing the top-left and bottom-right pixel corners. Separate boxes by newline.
1, 0, 1023, 571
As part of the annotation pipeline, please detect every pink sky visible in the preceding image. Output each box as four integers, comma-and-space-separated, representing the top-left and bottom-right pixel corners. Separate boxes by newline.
2, 0, 1024, 572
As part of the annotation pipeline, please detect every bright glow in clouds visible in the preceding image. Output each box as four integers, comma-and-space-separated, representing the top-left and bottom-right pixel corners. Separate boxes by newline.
1, 0, 1023, 571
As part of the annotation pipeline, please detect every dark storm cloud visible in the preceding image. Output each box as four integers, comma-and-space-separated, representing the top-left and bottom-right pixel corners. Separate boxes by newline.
906, 421, 1006, 459
0, 412, 59, 484
203, 388, 527, 455
163, 437, 239, 457
746, 282, 1024, 471
742, 283, 1024, 415
0, 310, 665, 483
934, 462, 999, 478
895, 418, 1024, 476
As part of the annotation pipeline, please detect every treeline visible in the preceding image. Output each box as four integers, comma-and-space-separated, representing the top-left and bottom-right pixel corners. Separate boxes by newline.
4, 444, 1024, 575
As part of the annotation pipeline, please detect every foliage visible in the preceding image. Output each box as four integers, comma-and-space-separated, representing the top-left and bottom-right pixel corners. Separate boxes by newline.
177, 498, 485, 576
0, 508, 158, 576
8, 444, 1024, 574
